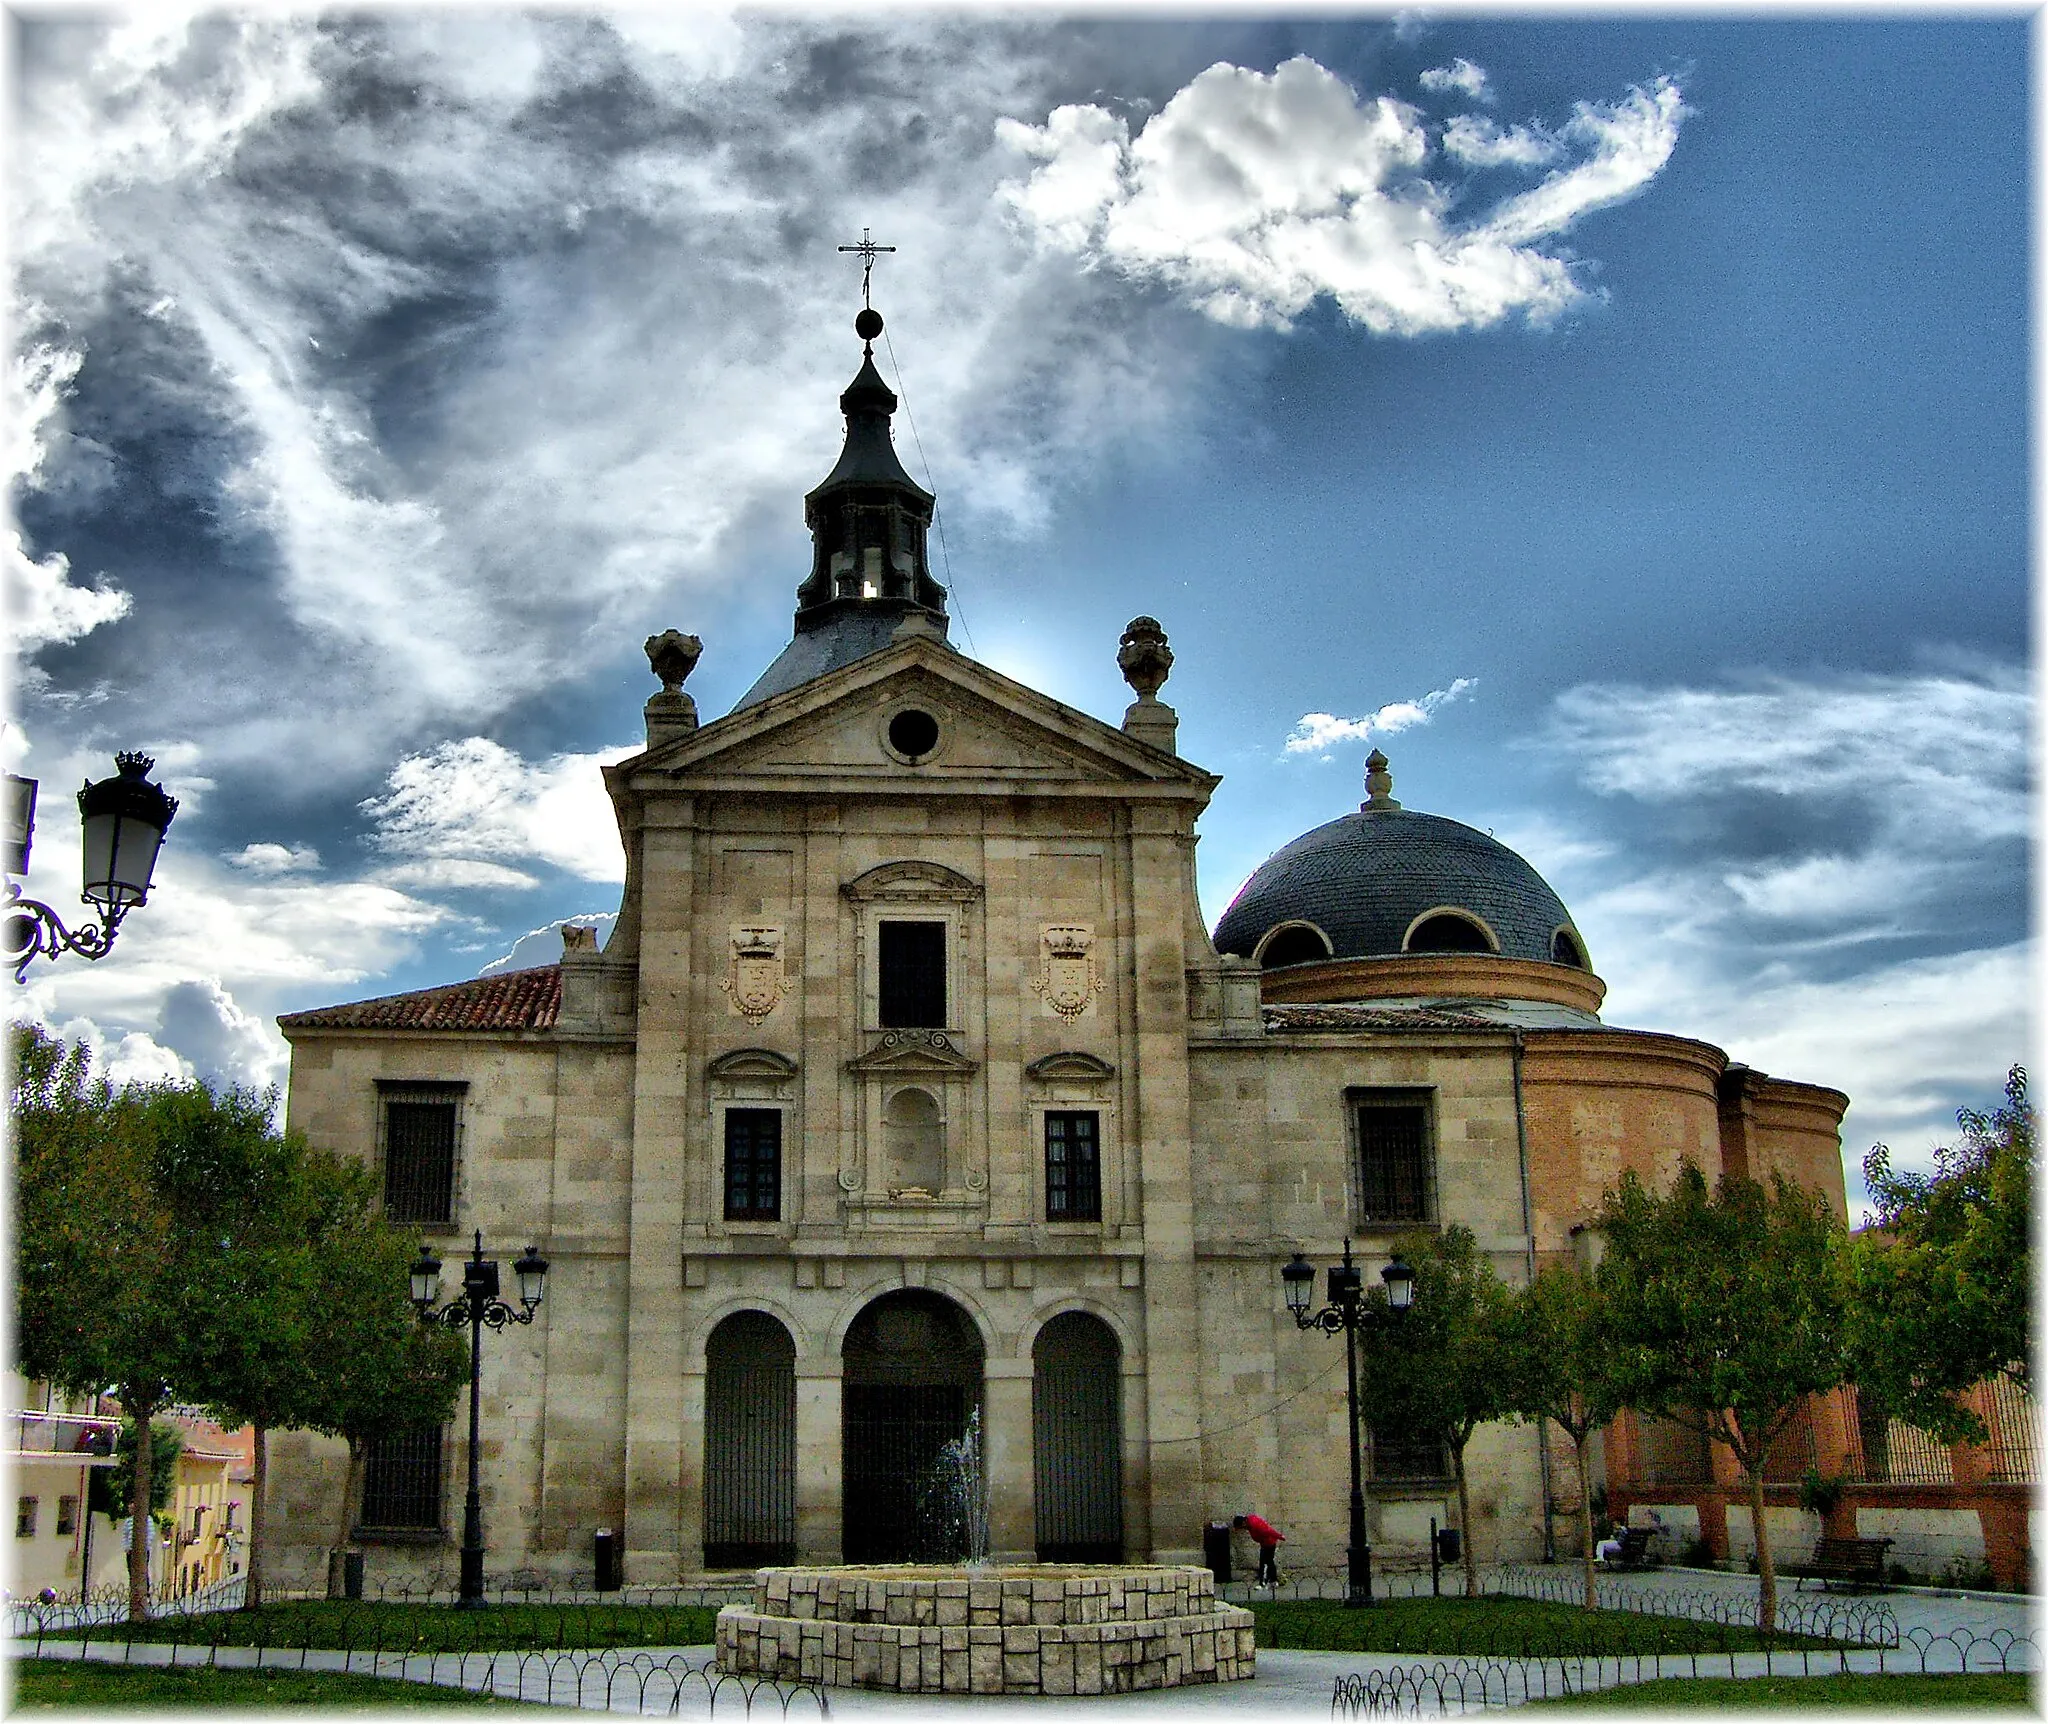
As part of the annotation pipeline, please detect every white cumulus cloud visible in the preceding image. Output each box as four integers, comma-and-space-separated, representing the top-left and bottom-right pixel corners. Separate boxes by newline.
362, 736, 639, 885
227, 841, 320, 875
1420, 59, 1493, 103
1285, 677, 1478, 758
999, 57, 1686, 334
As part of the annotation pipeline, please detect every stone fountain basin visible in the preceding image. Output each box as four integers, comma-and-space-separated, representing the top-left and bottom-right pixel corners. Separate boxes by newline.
715, 1564, 1256, 1694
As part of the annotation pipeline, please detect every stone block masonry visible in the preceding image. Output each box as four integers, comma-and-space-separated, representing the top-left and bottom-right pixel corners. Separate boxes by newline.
716, 1564, 1255, 1693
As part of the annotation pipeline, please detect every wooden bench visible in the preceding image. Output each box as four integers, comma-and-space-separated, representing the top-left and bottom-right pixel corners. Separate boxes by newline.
1784, 1535, 1893, 1591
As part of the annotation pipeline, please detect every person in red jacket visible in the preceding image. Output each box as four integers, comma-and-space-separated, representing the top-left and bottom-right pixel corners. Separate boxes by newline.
1233, 1512, 1284, 1584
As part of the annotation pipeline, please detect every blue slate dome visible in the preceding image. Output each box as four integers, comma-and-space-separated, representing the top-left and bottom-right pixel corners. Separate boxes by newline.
1212, 751, 1587, 971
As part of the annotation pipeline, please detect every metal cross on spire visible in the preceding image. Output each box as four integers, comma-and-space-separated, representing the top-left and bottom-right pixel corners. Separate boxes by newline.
837, 228, 896, 308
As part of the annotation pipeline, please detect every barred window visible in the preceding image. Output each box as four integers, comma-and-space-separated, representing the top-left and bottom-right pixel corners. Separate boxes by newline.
879, 921, 946, 1028
724, 1109, 783, 1222
1351, 1092, 1434, 1226
15, 1496, 36, 1537
56, 1496, 77, 1536
1045, 1111, 1102, 1222
1369, 1423, 1447, 1482
359, 1426, 444, 1531
378, 1082, 465, 1225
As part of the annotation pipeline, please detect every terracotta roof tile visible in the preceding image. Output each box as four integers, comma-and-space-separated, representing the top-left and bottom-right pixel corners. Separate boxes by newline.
280, 966, 561, 1033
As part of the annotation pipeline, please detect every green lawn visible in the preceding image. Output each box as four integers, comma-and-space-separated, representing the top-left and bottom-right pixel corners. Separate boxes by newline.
11, 1660, 554, 1710
1252, 1595, 1839, 1657
42, 1599, 721, 1652
1526, 1671, 2034, 1708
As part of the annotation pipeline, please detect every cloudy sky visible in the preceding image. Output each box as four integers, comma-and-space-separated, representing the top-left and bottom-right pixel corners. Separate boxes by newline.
7, 10, 2029, 1209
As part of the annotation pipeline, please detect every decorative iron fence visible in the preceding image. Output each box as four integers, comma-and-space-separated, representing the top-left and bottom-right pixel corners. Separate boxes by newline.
1844, 1388, 1954, 1484
1328, 1627, 2037, 1715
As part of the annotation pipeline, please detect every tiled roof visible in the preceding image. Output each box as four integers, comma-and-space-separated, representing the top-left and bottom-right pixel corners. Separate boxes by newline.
1215, 808, 1575, 964
1263, 1003, 1501, 1033
279, 966, 561, 1033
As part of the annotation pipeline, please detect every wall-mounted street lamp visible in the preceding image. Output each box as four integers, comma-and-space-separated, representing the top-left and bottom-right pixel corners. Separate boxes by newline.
411, 1232, 549, 1608
4, 755, 178, 983
1282, 1239, 1416, 1607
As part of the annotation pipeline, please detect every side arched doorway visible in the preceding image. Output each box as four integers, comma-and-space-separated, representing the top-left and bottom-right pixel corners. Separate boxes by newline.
1033, 1311, 1123, 1561
703, 1311, 797, 1568
842, 1290, 984, 1562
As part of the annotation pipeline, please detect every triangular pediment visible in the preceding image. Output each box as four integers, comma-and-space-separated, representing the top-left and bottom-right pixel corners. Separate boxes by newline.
845, 1028, 981, 1076
615, 636, 1218, 797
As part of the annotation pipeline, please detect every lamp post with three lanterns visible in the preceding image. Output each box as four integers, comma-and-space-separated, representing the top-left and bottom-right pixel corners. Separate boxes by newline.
1282, 1240, 1415, 1607
410, 1234, 549, 1607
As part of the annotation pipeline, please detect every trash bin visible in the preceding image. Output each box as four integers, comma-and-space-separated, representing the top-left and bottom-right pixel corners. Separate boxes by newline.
1202, 1521, 1232, 1586
594, 1527, 621, 1592
342, 1549, 364, 1600
1434, 1526, 1461, 1565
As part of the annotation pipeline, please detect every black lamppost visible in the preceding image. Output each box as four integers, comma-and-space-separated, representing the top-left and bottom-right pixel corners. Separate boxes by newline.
411, 1233, 549, 1607
1283, 1239, 1415, 1607
4, 756, 178, 982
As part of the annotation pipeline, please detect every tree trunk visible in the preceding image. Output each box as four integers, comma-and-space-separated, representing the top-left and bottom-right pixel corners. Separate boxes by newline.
1453, 1443, 1479, 1598
327, 1437, 365, 1600
126, 1399, 156, 1623
242, 1424, 267, 1611
1570, 1426, 1597, 1611
1748, 1455, 1777, 1634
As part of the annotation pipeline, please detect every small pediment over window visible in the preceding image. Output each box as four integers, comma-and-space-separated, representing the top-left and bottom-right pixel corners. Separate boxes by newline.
707, 1048, 800, 1081
847, 1028, 980, 1076
842, 860, 982, 903
1023, 1051, 1116, 1083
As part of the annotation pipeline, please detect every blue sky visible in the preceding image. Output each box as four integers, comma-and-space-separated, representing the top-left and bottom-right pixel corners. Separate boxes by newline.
6, 11, 2029, 1207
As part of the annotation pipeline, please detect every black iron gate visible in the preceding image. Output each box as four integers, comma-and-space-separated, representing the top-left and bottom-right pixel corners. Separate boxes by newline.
842, 1291, 984, 1563
843, 1382, 968, 1561
1033, 1311, 1123, 1561
704, 1311, 797, 1567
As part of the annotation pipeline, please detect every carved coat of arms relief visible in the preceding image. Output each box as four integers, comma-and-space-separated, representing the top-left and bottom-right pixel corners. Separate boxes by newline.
720, 924, 790, 1026
1032, 923, 1104, 1021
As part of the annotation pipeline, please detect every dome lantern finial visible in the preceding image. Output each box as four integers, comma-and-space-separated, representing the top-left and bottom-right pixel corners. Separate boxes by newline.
1362, 748, 1401, 812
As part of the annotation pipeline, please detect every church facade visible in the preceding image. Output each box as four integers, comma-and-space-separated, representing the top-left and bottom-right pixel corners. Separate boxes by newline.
267, 310, 1848, 1589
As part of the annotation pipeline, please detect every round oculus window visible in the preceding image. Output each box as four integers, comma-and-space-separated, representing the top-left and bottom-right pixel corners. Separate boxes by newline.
888, 708, 941, 759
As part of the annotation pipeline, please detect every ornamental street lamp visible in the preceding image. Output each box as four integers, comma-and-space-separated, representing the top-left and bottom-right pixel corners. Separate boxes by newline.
1282, 1239, 1416, 1607
412, 1232, 549, 1607
4, 755, 178, 982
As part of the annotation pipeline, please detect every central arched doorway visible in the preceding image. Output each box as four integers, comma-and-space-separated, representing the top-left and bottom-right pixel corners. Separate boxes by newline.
842, 1290, 984, 1562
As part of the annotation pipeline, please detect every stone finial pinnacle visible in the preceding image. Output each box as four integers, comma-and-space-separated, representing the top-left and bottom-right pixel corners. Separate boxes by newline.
1363, 747, 1401, 811
1117, 616, 1173, 701
644, 630, 702, 747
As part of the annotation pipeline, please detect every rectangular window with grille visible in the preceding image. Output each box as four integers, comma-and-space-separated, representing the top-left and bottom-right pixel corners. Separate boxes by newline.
378, 1082, 464, 1225
724, 1109, 783, 1222
1350, 1091, 1434, 1226
15, 1496, 36, 1537
879, 920, 946, 1027
1369, 1423, 1447, 1482
358, 1426, 444, 1532
56, 1495, 77, 1535
1045, 1111, 1102, 1222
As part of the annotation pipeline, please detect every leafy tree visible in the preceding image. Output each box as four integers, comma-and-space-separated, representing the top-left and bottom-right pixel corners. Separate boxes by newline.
13, 1025, 179, 1620
1352, 1225, 1514, 1598
1500, 1261, 1625, 1608
1846, 1067, 2032, 1445
304, 1211, 467, 1596
88, 1420, 183, 1520
1595, 1163, 1848, 1631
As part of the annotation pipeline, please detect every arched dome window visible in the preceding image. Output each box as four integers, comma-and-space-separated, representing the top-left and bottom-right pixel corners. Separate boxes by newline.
1552, 928, 1589, 969
1404, 910, 1497, 954
1254, 921, 1333, 970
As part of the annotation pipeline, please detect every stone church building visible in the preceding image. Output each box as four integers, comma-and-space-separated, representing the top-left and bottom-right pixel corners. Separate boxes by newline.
268, 310, 1848, 1589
